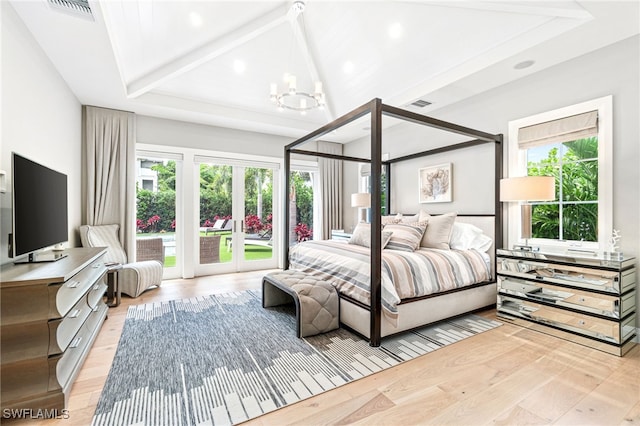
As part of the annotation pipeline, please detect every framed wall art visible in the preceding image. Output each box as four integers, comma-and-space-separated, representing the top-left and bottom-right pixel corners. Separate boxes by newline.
418, 163, 452, 203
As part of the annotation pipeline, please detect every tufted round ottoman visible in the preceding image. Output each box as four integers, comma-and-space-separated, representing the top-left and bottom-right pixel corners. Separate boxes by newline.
262, 270, 339, 338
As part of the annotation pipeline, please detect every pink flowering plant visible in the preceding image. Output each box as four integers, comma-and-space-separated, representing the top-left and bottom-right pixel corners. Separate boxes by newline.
146, 215, 161, 233
244, 214, 264, 234
294, 223, 312, 242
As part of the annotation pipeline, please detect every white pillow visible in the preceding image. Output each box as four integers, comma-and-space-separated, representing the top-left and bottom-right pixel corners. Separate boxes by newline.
450, 222, 492, 252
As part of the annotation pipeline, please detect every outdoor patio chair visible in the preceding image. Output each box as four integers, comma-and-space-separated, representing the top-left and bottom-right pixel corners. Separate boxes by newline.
204, 219, 233, 235
136, 237, 165, 264
79, 224, 163, 298
199, 235, 221, 264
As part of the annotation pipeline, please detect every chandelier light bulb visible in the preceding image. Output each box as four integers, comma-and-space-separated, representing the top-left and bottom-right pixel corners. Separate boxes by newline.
288, 75, 297, 94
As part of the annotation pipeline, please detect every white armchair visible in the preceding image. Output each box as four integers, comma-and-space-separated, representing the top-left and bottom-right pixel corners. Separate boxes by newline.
79, 224, 163, 298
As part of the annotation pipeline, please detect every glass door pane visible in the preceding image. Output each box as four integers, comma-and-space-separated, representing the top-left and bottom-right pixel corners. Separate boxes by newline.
135, 155, 179, 278
198, 163, 233, 267
242, 167, 274, 263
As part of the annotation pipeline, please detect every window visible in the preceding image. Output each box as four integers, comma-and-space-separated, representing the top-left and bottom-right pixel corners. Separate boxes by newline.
507, 96, 612, 251
290, 161, 319, 241
359, 163, 387, 222
142, 179, 154, 191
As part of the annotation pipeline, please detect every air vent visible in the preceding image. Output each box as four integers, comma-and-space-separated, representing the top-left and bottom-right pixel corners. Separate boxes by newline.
409, 99, 432, 108
48, 0, 93, 19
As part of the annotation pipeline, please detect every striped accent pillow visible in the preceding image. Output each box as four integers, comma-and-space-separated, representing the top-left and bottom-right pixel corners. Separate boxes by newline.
384, 221, 428, 252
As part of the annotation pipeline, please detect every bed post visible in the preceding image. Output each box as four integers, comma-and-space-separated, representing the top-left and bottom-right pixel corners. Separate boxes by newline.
494, 134, 503, 280
370, 98, 383, 347
284, 147, 291, 270
383, 162, 391, 215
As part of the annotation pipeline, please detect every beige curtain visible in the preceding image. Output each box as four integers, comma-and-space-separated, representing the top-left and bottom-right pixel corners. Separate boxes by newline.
82, 106, 136, 258
518, 110, 598, 148
318, 141, 343, 240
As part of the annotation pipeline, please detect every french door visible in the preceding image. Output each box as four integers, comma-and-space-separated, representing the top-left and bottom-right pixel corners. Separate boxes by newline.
194, 157, 279, 276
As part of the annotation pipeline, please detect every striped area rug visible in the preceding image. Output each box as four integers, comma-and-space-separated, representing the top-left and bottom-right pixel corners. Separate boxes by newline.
92, 290, 500, 425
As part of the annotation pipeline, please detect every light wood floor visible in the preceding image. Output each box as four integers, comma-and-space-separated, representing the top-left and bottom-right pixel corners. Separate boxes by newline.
15, 270, 640, 425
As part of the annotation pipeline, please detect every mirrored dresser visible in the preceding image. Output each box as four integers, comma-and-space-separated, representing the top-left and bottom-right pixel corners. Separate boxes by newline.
496, 248, 636, 356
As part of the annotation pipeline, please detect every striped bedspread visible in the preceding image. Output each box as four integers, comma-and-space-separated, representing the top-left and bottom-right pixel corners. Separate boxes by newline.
289, 240, 491, 321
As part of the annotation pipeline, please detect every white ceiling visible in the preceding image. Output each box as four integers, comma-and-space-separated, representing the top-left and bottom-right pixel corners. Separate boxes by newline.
10, 0, 640, 143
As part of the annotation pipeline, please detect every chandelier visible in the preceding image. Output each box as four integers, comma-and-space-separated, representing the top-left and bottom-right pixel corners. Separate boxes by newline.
269, 1, 326, 114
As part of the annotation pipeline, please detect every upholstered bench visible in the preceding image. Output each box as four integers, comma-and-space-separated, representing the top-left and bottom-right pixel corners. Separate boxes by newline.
262, 270, 339, 338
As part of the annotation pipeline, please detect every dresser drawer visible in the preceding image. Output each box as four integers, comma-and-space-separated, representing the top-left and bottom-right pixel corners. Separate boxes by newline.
86, 281, 107, 310
53, 259, 107, 318
55, 303, 108, 391
498, 294, 635, 344
49, 297, 93, 356
498, 257, 624, 293
498, 276, 635, 319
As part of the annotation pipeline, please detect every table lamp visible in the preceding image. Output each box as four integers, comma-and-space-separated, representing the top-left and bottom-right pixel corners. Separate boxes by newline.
500, 176, 555, 251
351, 192, 371, 224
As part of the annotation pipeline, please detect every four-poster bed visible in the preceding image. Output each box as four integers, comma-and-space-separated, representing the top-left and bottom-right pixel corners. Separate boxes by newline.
284, 98, 503, 346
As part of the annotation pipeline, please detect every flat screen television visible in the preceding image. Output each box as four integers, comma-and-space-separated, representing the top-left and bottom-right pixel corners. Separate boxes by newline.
11, 152, 69, 263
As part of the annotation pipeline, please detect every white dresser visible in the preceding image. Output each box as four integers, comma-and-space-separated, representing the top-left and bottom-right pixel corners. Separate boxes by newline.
0, 247, 108, 412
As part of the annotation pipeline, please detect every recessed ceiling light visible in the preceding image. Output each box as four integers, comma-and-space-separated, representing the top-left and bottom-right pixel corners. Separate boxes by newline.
514, 60, 535, 70
189, 12, 203, 28
343, 61, 354, 74
388, 23, 403, 39
233, 60, 246, 74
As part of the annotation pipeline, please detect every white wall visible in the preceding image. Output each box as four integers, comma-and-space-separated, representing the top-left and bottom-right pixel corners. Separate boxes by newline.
344, 35, 640, 330
1, 2, 82, 265
137, 115, 290, 158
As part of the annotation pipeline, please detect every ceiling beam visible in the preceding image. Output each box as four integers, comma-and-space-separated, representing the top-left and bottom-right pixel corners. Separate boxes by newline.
398, 0, 593, 20
289, 7, 335, 122
126, 4, 288, 99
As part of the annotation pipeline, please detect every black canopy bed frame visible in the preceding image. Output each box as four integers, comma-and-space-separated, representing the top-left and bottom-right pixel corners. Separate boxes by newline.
284, 98, 503, 347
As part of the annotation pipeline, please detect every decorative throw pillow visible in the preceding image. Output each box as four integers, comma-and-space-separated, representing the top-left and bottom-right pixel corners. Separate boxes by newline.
384, 221, 428, 252
418, 211, 457, 249
381, 214, 402, 225
398, 213, 419, 223
348, 223, 393, 248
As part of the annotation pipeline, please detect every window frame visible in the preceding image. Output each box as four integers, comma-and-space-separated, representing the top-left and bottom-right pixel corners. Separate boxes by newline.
507, 96, 613, 252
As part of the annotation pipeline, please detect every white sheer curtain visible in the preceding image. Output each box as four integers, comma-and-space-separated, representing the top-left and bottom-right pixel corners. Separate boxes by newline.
317, 141, 343, 240
82, 106, 136, 258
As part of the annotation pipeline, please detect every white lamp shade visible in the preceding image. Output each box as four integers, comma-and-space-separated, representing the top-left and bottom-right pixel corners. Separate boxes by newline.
351, 192, 371, 208
500, 176, 555, 202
